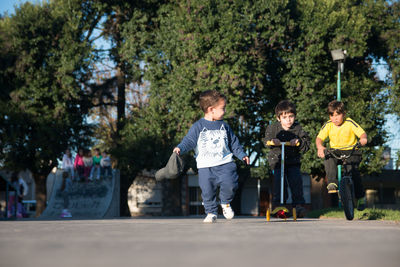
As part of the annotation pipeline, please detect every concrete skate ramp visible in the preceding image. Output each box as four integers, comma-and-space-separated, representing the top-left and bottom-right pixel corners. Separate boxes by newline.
40, 169, 120, 219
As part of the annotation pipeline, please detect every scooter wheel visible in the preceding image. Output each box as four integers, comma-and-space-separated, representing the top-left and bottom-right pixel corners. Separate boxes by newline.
277, 210, 286, 219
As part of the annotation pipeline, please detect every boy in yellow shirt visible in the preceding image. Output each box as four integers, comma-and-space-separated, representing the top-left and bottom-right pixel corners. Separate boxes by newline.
316, 100, 367, 210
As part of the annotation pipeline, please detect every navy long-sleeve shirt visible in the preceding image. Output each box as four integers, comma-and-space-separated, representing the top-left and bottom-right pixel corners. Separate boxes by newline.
177, 118, 247, 168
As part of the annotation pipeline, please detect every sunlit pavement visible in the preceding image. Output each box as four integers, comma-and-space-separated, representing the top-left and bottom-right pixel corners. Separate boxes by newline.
1, 217, 399, 267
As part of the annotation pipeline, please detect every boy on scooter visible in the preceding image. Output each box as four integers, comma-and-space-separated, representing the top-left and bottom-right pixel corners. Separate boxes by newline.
316, 100, 368, 211
264, 100, 310, 217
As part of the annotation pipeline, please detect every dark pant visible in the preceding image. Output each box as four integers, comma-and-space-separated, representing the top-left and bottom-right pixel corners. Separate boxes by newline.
76, 165, 84, 180
273, 164, 305, 206
198, 162, 238, 215
324, 150, 364, 199
101, 166, 112, 177
62, 191, 69, 209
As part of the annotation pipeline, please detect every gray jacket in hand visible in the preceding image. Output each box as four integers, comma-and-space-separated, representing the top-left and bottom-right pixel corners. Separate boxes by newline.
263, 122, 310, 170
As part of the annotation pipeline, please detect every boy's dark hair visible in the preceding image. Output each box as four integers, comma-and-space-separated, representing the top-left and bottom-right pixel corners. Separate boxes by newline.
327, 100, 346, 115
199, 90, 226, 113
275, 100, 297, 118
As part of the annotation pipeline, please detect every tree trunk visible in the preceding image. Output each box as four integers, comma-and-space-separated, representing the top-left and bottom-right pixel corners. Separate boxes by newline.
33, 173, 47, 217
116, 65, 126, 137
119, 172, 134, 216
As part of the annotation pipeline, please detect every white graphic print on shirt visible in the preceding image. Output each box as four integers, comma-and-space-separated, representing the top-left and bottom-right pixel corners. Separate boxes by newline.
196, 125, 231, 164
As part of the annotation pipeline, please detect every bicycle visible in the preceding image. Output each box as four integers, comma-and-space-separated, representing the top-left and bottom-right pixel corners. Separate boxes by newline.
265, 141, 300, 221
324, 143, 361, 221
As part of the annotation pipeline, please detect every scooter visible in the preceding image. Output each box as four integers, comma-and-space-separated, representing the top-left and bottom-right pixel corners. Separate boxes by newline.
265, 141, 299, 222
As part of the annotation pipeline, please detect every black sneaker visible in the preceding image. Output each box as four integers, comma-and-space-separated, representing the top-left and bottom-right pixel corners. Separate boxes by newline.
327, 183, 338, 193
295, 206, 307, 218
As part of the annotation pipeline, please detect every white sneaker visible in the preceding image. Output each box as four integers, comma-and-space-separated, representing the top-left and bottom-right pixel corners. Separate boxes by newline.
203, 213, 217, 223
221, 203, 234, 220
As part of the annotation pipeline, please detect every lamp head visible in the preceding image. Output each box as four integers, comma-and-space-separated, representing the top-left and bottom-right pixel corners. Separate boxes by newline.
331, 49, 347, 61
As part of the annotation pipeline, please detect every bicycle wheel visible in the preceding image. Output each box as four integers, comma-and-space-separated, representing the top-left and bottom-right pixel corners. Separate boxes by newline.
339, 177, 355, 220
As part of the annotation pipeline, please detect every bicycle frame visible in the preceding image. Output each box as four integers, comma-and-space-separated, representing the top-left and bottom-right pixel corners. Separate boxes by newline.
325, 143, 360, 178
325, 143, 360, 219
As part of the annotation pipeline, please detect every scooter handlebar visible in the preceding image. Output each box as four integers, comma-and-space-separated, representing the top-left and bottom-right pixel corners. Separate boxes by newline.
266, 141, 300, 146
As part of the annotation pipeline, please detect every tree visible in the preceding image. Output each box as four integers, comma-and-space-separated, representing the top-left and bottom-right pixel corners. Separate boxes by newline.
83, 0, 164, 216
127, 0, 398, 185
0, 0, 97, 216
282, 0, 396, 177
139, 0, 293, 163
383, 1, 400, 118
117, 0, 298, 213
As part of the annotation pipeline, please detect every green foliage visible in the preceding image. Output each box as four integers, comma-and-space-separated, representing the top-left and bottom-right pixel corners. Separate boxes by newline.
383, 1, 400, 117
1, 0, 399, 188
120, 0, 398, 179
281, 0, 390, 175
129, 0, 295, 173
0, 0, 96, 174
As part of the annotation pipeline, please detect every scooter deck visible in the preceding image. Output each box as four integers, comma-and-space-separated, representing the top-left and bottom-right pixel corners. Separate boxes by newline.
266, 207, 297, 221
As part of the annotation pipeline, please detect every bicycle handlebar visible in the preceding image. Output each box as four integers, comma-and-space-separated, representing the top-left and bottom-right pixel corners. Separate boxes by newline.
325, 142, 361, 161
266, 141, 300, 147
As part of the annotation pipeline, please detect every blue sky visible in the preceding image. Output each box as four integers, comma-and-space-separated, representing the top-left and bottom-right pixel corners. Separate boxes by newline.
0, 0, 36, 15
1, 0, 399, 152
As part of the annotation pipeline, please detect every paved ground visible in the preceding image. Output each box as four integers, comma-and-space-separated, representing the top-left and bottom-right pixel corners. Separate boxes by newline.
1, 217, 400, 267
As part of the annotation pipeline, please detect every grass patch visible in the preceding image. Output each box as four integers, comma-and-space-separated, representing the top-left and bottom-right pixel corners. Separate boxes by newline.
307, 208, 400, 221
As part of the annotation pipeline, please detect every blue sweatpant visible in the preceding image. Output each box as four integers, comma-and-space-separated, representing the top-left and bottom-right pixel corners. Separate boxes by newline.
272, 164, 305, 206
198, 162, 239, 215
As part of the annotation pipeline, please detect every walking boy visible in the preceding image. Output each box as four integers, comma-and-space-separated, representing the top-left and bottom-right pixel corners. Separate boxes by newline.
264, 100, 310, 217
316, 100, 367, 210
174, 90, 249, 223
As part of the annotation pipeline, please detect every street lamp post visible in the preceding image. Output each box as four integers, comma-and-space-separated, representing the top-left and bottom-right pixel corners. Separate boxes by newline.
331, 49, 347, 207
330, 49, 347, 206
330, 49, 347, 101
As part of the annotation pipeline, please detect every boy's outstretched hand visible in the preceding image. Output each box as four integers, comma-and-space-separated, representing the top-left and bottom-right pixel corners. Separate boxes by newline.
316, 137, 325, 158
173, 147, 180, 155
271, 139, 281, 146
317, 147, 325, 158
360, 138, 367, 146
359, 133, 368, 146
243, 156, 250, 165
290, 139, 299, 146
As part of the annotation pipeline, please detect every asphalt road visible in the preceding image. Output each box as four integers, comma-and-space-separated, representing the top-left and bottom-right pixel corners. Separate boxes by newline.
1, 217, 399, 267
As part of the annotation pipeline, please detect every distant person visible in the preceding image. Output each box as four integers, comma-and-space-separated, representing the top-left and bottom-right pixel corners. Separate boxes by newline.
83, 149, 93, 182
173, 90, 249, 223
100, 151, 112, 179
74, 148, 85, 181
90, 148, 102, 181
8, 171, 28, 218
316, 100, 368, 211
263, 100, 310, 217
60, 171, 72, 218
62, 148, 75, 181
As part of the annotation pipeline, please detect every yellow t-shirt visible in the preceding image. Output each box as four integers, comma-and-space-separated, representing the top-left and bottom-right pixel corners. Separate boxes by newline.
317, 117, 365, 150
